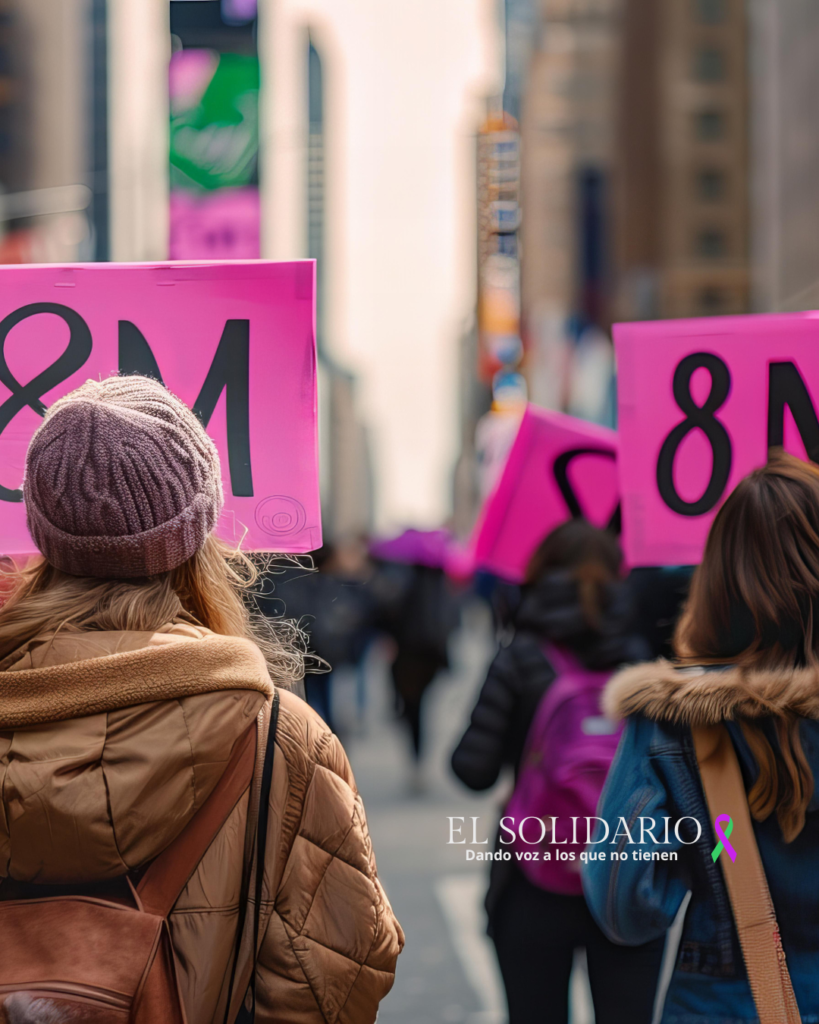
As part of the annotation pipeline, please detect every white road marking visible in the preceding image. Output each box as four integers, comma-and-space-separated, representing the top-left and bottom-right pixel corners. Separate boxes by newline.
434, 873, 596, 1024
435, 874, 506, 1024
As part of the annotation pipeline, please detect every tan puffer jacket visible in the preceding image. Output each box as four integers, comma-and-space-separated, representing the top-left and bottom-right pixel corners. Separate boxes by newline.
0, 623, 404, 1023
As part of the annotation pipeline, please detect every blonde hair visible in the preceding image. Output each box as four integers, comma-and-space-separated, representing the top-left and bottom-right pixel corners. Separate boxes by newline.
0, 535, 304, 689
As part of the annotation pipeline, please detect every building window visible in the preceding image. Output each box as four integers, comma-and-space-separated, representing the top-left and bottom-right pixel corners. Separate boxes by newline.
694, 47, 726, 81
695, 110, 726, 140
697, 168, 726, 200
694, 0, 726, 24
697, 229, 727, 258
698, 286, 725, 312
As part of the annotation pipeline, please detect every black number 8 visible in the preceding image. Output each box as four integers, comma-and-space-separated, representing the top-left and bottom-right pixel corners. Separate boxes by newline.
656, 352, 732, 516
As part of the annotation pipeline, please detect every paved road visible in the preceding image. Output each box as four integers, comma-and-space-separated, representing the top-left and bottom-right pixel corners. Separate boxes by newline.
335, 596, 687, 1024
334, 598, 601, 1024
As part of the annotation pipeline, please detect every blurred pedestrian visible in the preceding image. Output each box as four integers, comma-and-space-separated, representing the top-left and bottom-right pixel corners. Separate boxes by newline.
452, 519, 662, 1024
377, 560, 459, 790
268, 540, 375, 732
0, 376, 402, 1023
585, 451, 819, 1023
473, 567, 521, 640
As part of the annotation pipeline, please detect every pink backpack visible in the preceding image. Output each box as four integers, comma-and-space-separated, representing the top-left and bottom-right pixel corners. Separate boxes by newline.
505, 643, 622, 894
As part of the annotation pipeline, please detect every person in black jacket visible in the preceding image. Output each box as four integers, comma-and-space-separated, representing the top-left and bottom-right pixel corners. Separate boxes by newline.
376, 562, 460, 787
451, 519, 662, 1024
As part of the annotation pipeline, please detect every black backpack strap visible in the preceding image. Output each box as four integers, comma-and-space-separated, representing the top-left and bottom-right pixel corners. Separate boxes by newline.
225, 689, 280, 1024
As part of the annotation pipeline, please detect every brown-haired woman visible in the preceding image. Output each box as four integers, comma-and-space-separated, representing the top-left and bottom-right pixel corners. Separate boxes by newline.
584, 450, 819, 1022
0, 375, 402, 1024
452, 519, 662, 1024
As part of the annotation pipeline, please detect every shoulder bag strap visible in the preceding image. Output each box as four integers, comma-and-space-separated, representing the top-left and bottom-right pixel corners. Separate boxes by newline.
137, 719, 258, 918
225, 690, 281, 1024
693, 723, 802, 1024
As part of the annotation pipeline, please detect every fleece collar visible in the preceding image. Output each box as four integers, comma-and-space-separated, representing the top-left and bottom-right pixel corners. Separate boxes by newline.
603, 658, 819, 725
0, 631, 272, 729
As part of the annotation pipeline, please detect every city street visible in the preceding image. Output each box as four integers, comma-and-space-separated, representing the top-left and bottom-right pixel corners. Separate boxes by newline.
337, 604, 596, 1024
340, 601, 507, 1024
2, 3, 818, 1023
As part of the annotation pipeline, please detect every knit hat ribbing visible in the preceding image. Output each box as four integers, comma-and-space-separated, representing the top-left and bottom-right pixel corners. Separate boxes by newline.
23, 375, 224, 578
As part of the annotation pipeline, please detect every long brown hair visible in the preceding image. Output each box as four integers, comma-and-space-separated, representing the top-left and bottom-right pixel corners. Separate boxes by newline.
675, 449, 819, 841
0, 536, 304, 688
525, 518, 622, 628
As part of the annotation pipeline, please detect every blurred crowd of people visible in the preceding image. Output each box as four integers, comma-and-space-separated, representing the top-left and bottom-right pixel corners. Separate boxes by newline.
261, 537, 459, 782
261, 527, 694, 773
254, 452, 819, 1024
259, 521, 698, 1023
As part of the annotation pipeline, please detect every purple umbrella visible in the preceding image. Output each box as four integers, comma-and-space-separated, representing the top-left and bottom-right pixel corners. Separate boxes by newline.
369, 529, 452, 569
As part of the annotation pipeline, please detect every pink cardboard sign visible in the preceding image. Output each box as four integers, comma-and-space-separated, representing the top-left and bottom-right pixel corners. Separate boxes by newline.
615, 311, 819, 567
472, 404, 618, 582
0, 261, 320, 556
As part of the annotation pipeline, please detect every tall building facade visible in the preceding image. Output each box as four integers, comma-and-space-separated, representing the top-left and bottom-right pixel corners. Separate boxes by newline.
615, 0, 750, 321
748, 0, 819, 312
0, 0, 96, 263
518, 0, 620, 413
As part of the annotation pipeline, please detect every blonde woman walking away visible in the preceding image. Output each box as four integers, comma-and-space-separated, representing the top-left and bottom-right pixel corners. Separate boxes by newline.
0, 375, 403, 1024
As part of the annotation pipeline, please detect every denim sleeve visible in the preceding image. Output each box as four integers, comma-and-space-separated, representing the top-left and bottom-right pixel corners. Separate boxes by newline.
582, 714, 691, 946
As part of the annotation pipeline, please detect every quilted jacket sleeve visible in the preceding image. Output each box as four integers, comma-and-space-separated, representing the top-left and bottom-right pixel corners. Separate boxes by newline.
255, 691, 404, 1023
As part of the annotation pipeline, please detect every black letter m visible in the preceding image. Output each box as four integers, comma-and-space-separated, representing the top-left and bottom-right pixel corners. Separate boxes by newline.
119, 320, 253, 496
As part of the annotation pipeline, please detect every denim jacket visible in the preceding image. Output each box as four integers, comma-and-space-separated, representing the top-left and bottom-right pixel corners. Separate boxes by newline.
582, 659, 819, 1024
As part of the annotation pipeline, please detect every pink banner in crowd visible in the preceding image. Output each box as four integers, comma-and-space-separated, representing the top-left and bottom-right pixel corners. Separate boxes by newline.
471, 404, 619, 582
615, 311, 819, 567
0, 261, 320, 555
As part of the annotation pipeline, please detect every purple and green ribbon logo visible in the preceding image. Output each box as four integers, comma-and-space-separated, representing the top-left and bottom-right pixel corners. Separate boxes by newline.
711, 814, 736, 862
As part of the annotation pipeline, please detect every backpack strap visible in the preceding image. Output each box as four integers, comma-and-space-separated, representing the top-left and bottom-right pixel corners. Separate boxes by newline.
693, 723, 802, 1024
539, 639, 572, 676
225, 690, 280, 1024
137, 718, 258, 919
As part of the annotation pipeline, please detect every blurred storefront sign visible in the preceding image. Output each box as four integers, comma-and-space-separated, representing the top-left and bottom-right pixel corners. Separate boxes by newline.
470, 403, 619, 582
170, 187, 259, 261
474, 370, 528, 501
221, 0, 257, 24
0, 185, 94, 265
477, 114, 522, 384
169, 46, 260, 259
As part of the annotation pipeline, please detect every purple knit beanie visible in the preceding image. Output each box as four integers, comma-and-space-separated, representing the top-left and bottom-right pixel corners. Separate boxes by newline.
23, 375, 224, 578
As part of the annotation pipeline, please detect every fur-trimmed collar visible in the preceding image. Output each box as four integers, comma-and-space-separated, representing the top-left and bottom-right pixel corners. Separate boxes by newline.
603, 658, 819, 725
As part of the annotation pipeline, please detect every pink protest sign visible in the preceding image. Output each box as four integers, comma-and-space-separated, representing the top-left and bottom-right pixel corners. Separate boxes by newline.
615, 311, 819, 566
0, 261, 320, 555
471, 404, 618, 582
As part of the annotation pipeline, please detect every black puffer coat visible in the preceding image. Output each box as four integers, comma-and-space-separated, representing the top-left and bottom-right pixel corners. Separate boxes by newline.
451, 570, 648, 791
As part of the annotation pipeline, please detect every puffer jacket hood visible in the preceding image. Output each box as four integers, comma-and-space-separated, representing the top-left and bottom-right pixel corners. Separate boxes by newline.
602, 657, 819, 725
0, 624, 403, 1024
515, 570, 649, 670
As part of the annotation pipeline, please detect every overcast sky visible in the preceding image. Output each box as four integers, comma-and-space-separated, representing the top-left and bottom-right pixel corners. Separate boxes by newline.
262, 0, 504, 531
